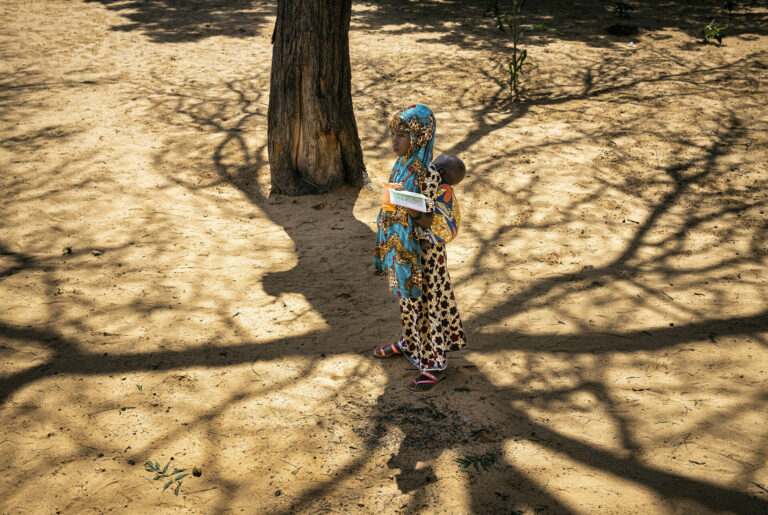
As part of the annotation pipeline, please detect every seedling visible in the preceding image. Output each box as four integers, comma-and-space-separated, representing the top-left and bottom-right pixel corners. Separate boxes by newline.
614, 1, 634, 17
455, 451, 498, 472
700, 20, 727, 45
490, 0, 560, 101
144, 459, 188, 495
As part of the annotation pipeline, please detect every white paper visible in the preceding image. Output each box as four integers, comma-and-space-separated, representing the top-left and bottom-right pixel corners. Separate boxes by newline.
388, 189, 428, 212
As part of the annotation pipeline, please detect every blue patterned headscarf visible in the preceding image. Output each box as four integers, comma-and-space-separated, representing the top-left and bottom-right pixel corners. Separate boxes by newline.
374, 105, 436, 298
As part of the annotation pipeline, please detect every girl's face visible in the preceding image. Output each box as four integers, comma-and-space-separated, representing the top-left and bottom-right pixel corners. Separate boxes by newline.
391, 128, 411, 157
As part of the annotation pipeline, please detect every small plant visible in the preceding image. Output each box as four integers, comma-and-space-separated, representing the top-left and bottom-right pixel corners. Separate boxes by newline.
144, 459, 188, 496
700, 20, 727, 45
455, 451, 498, 472
490, 0, 560, 101
614, 1, 634, 17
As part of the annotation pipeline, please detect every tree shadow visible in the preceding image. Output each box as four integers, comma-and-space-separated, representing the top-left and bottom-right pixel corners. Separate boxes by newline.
350, 0, 768, 52
156, 63, 768, 511
81, 0, 768, 51
3, 1, 768, 512
84, 0, 275, 42
5, 53, 768, 512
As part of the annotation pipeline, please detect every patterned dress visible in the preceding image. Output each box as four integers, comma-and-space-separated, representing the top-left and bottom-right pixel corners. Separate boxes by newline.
397, 164, 467, 372
374, 105, 435, 298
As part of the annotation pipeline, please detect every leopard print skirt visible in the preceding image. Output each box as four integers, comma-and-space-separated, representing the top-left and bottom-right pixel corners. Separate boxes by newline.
398, 243, 467, 371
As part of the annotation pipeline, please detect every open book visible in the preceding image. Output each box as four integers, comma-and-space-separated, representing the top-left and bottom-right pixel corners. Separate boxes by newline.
388, 188, 428, 212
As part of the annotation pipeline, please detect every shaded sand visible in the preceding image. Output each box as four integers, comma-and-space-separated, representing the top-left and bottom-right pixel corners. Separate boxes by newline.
2, 0, 768, 513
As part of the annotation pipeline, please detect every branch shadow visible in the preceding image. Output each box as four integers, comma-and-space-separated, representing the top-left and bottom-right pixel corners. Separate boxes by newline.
3, 1, 768, 512
81, 0, 768, 53
84, 0, 275, 42
351, 0, 768, 51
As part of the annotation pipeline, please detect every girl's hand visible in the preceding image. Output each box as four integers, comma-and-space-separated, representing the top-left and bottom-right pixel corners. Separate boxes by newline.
408, 209, 434, 228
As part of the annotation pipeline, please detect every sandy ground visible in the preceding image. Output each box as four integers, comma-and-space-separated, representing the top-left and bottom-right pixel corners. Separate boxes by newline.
2, 0, 768, 513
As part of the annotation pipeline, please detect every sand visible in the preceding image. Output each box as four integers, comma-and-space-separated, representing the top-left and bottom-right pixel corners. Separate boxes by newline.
2, 0, 768, 513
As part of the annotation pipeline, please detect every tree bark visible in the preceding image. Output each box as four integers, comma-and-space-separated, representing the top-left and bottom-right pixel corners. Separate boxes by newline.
268, 0, 367, 195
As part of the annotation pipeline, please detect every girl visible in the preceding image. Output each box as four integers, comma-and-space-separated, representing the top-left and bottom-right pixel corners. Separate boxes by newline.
373, 105, 467, 392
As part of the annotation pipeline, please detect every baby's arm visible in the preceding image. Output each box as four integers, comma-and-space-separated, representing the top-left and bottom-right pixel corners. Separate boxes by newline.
406, 208, 433, 229
405, 208, 435, 252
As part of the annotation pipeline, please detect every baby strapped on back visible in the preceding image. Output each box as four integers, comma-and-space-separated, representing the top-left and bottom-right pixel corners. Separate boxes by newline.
417, 154, 465, 246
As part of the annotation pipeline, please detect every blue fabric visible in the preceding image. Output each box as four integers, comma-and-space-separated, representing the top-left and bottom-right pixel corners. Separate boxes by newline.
374, 105, 436, 298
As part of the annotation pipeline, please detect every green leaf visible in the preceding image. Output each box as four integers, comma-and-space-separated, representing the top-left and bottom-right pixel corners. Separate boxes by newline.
162, 479, 174, 492
175, 473, 189, 481
169, 468, 186, 475
456, 452, 497, 473
162, 460, 170, 474
518, 49, 527, 67
174, 482, 181, 496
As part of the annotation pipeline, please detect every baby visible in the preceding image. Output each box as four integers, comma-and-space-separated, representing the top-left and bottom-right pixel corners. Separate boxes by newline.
407, 154, 466, 249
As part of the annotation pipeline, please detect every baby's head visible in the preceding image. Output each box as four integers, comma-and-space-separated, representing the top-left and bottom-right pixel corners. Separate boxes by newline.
433, 154, 466, 186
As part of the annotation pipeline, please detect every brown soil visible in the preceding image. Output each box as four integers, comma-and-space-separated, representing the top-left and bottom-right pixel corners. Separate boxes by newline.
2, 1, 768, 513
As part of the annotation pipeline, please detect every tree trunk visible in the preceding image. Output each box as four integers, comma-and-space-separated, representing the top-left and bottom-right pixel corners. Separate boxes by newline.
268, 0, 367, 195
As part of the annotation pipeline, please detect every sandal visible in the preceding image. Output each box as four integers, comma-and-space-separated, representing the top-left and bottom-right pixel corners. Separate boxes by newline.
408, 370, 445, 392
373, 341, 402, 358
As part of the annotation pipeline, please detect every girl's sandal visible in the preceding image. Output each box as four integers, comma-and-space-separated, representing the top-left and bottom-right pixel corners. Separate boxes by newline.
373, 341, 402, 358
408, 370, 445, 392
